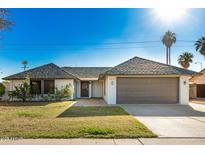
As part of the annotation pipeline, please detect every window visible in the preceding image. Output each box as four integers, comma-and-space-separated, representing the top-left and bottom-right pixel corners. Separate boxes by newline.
30, 80, 41, 94
44, 80, 54, 94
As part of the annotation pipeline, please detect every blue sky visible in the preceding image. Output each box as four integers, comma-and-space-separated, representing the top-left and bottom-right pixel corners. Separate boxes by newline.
0, 8, 205, 80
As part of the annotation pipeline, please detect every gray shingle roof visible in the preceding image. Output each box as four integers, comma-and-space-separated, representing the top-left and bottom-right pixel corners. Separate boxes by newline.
3, 63, 77, 80
62, 67, 111, 78
101, 56, 197, 76
3, 56, 198, 81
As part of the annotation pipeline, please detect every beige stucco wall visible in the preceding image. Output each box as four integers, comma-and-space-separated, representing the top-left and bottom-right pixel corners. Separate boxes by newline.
189, 70, 205, 99
9, 80, 25, 91
190, 70, 205, 84
55, 79, 74, 99
189, 84, 197, 98
92, 80, 103, 98
191, 76, 205, 84
103, 76, 116, 104
76, 80, 81, 98
103, 76, 109, 103
179, 76, 189, 105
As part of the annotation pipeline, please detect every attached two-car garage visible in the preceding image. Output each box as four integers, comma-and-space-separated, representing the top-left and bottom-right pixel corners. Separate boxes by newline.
116, 77, 179, 104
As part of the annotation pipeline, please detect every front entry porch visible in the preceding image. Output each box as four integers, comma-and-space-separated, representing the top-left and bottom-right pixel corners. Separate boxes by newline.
76, 80, 103, 99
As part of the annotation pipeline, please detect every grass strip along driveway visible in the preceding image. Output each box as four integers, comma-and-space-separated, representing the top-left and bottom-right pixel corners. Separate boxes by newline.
0, 101, 156, 138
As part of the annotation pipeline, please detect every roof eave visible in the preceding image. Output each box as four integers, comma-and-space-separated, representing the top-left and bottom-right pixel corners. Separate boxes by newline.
99, 73, 198, 76
2, 77, 77, 81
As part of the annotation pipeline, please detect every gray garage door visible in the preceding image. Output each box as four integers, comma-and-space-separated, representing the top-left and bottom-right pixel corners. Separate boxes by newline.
117, 77, 179, 104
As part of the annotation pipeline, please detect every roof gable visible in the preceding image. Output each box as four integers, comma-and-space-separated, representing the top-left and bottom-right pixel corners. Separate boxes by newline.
190, 68, 205, 81
62, 67, 111, 78
102, 57, 197, 76
3, 63, 76, 80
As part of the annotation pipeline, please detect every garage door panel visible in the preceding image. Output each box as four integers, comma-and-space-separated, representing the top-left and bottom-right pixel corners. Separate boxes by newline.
117, 77, 179, 104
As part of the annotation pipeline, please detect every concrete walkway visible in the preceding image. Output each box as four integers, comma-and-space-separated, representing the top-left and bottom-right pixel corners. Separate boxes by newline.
191, 98, 205, 105
0, 138, 205, 145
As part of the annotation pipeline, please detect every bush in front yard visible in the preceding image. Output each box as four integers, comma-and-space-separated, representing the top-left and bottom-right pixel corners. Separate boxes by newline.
31, 82, 40, 96
62, 85, 73, 98
0, 83, 5, 97
8, 74, 33, 102
10, 82, 31, 102
54, 85, 73, 100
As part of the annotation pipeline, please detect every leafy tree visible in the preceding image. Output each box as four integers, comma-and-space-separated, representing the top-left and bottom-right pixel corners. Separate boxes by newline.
195, 36, 205, 57
0, 83, 5, 97
9, 73, 31, 102
0, 9, 14, 36
0, 9, 14, 70
162, 31, 176, 65
178, 52, 194, 69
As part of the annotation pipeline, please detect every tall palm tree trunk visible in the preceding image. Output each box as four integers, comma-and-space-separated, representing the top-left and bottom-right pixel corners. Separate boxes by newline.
169, 47, 171, 65
166, 47, 168, 64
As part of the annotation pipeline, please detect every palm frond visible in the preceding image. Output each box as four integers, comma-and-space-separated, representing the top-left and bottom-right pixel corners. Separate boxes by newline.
195, 37, 205, 55
162, 30, 176, 47
178, 52, 193, 69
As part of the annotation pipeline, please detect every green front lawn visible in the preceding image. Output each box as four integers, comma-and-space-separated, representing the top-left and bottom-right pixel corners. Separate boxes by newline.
0, 101, 156, 138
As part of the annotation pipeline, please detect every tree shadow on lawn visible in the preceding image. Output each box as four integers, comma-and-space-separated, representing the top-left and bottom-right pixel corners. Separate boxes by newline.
57, 106, 129, 118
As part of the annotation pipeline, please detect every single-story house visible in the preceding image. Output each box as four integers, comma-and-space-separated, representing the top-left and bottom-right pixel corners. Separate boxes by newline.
189, 68, 205, 98
3, 56, 197, 105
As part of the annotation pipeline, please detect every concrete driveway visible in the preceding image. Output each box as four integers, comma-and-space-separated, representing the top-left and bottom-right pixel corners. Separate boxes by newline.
120, 103, 205, 137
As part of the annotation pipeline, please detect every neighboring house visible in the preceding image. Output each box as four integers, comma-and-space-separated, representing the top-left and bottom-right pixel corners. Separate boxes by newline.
189, 69, 205, 98
3, 56, 196, 105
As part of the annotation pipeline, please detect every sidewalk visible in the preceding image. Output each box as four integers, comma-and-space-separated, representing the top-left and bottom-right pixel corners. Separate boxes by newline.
0, 138, 205, 145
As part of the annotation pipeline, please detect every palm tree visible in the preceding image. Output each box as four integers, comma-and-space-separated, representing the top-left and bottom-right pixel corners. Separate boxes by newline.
162, 31, 176, 65
21, 60, 28, 71
195, 36, 205, 57
178, 52, 193, 69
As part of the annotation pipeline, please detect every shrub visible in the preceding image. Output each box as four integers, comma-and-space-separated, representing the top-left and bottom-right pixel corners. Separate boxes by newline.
42, 95, 49, 102
63, 85, 73, 98
10, 82, 31, 102
31, 82, 40, 96
8, 76, 73, 101
9, 74, 33, 102
0, 83, 5, 97
54, 87, 62, 100
54, 85, 73, 100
